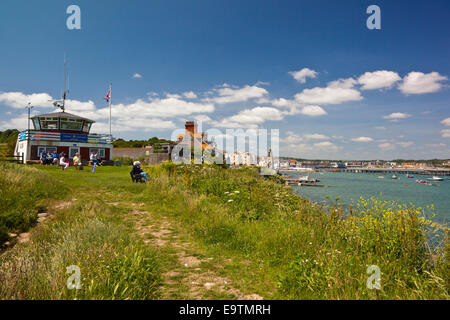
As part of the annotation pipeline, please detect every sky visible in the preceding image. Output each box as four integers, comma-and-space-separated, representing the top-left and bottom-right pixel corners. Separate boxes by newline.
0, 0, 449, 160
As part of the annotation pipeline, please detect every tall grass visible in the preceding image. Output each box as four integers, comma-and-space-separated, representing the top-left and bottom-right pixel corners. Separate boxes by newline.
140, 163, 449, 299
0, 201, 161, 299
0, 162, 68, 245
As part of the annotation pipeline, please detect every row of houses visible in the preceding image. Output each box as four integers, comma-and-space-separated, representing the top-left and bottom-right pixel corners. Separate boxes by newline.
114, 121, 275, 168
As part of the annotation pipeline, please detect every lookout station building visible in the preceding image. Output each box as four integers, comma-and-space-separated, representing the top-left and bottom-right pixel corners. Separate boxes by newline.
14, 111, 113, 164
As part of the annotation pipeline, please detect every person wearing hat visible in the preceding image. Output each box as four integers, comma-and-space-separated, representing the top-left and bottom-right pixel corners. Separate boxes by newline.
131, 161, 149, 181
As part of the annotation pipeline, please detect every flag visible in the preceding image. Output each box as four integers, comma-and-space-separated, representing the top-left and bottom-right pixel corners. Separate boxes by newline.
104, 88, 111, 103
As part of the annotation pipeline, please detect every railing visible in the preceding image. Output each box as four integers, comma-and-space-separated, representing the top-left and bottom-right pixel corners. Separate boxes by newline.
0, 153, 23, 164
18, 130, 112, 144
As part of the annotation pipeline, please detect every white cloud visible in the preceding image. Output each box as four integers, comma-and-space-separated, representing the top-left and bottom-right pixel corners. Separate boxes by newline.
91, 118, 176, 133
165, 93, 182, 99
289, 68, 318, 84
206, 85, 268, 104
351, 137, 374, 142
0, 114, 29, 130
304, 133, 329, 140
441, 129, 450, 138
65, 99, 96, 112
283, 131, 304, 144
104, 97, 214, 120
282, 132, 330, 144
214, 107, 283, 128
298, 105, 327, 117
383, 112, 411, 120
0, 92, 53, 108
358, 71, 401, 90
193, 114, 212, 122
399, 72, 447, 95
294, 84, 362, 105
183, 91, 198, 99
133, 73, 143, 79
427, 143, 446, 148
271, 98, 298, 108
441, 118, 450, 127
327, 78, 357, 89
396, 141, 414, 148
378, 142, 395, 150
313, 141, 340, 151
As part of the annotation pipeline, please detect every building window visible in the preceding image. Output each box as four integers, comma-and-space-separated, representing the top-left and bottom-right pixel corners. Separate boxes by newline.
82, 122, 92, 133
60, 118, 83, 131
37, 146, 58, 157
32, 118, 41, 130
89, 148, 105, 158
69, 147, 80, 159
39, 117, 59, 130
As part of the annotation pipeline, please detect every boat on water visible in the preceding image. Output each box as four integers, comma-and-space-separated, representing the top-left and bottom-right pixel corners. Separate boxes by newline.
298, 175, 320, 183
427, 176, 444, 181
406, 174, 414, 178
378, 176, 385, 179
416, 179, 433, 186
391, 174, 399, 179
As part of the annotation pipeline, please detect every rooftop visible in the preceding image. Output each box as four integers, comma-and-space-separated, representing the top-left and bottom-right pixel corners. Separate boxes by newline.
31, 111, 95, 123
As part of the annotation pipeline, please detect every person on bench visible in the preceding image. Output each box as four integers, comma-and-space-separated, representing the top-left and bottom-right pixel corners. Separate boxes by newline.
59, 153, 69, 171
73, 152, 83, 170
131, 161, 149, 182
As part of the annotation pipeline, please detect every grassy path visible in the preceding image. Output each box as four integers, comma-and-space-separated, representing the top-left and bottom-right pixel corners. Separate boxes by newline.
0, 165, 264, 299
103, 191, 264, 299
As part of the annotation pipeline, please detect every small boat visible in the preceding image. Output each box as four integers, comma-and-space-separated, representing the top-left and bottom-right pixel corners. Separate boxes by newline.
427, 176, 443, 181
378, 176, 385, 179
416, 179, 428, 184
406, 174, 414, 178
298, 175, 320, 183
391, 174, 399, 179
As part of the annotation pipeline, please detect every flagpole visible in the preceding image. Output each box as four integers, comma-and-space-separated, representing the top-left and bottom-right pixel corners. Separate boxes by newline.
109, 83, 112, 139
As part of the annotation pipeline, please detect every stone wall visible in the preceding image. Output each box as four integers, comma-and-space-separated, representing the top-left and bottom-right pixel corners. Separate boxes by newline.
113, 148, 150, 159
145, 153, 170, 165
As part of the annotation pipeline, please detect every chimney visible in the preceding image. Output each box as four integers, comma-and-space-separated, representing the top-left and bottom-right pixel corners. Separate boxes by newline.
185, 121, 197, 135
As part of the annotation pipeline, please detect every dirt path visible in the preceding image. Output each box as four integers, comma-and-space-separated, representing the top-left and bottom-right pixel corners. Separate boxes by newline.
1, 200, 74, 254
123, 204, 263, 300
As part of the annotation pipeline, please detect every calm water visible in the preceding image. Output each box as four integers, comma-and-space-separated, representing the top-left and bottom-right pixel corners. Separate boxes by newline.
288, 172, 450, 225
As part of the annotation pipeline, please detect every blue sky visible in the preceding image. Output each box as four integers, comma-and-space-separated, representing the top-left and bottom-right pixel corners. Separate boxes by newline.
0, 0, 449, 160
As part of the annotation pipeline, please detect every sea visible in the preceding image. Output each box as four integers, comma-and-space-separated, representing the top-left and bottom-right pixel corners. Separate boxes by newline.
286, 171, 450, 225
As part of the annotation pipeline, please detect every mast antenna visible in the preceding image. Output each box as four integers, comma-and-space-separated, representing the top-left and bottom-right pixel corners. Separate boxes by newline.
52, 54, 68, 112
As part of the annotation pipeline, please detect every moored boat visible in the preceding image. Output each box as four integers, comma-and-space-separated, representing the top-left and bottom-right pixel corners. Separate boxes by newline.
427, 176, 443, 181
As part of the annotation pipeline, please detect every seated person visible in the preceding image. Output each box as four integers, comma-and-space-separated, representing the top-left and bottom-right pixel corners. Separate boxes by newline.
95, 153, 103, 166
39, 151, 47, 165
73, 152, 83, 170
59, 154, 69, 170
131, 161, 149, 181
51, 152, 59, 165
46, 153, 53, 165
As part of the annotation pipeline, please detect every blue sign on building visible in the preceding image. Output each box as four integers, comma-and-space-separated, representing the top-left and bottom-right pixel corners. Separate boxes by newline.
60, 133, 88, 142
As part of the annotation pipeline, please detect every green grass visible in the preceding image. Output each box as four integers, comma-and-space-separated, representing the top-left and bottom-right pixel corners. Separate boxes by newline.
139, 163, 449, 299
0, 162, 68, 244
0, 162, 448, 300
